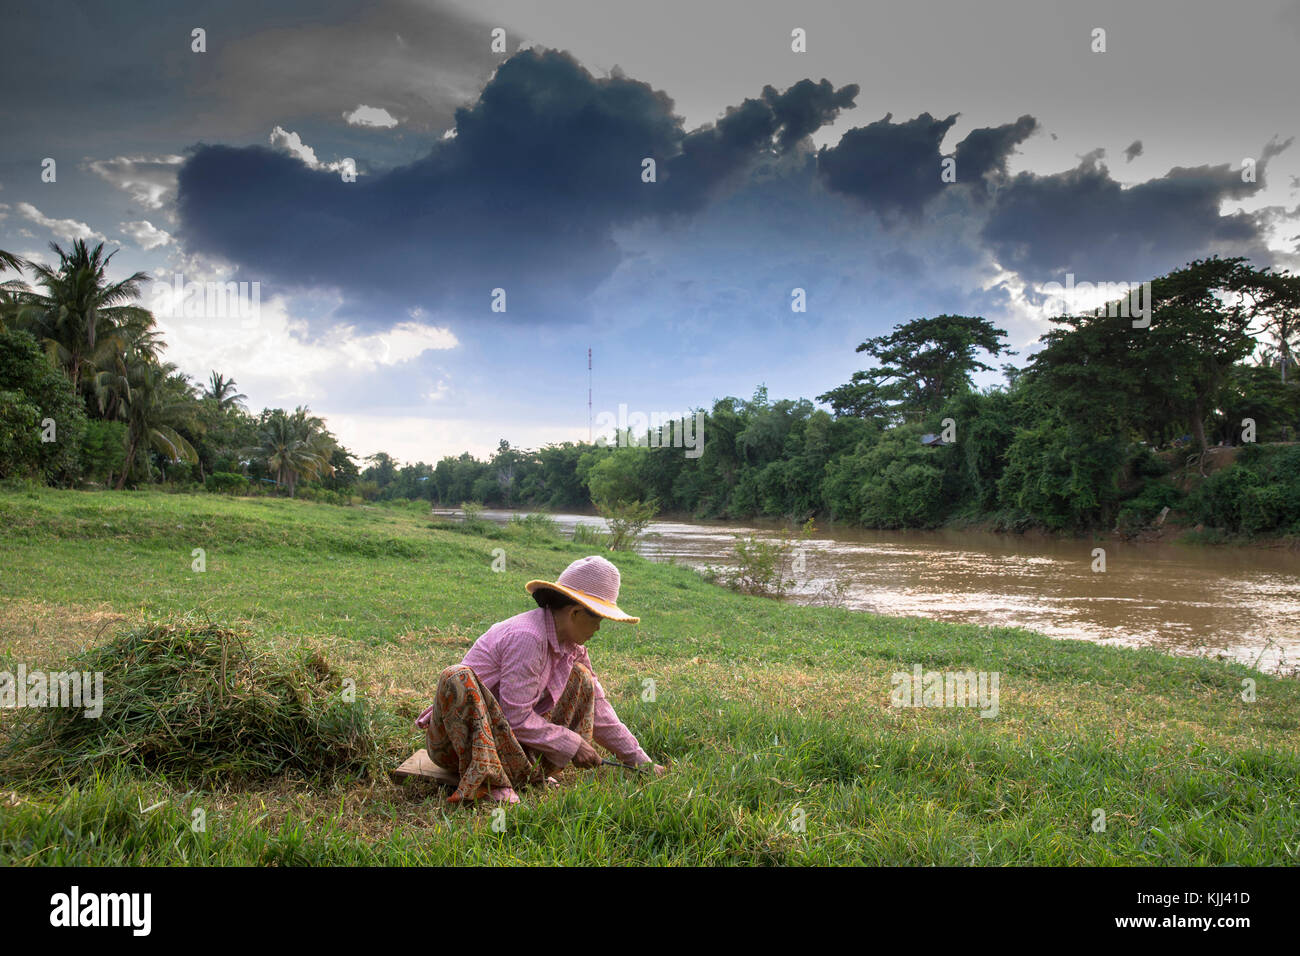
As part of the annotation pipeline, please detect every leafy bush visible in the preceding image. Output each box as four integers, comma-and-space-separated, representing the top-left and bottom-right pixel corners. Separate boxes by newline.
723, 536, 791, 597
297, 485, 352, 506
1240, 484, 1286, 534
1190, 444, 1300, 534
821, 427, 949, 528
1116, 481, 1185, 535
165, 460, 198, 483
998, 417, 1127, 531
1127, 444, 1171, 481
0, 388, 40, 479
205, 471, 250, 495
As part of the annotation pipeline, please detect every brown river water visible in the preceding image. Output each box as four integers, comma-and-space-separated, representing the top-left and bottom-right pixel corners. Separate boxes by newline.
444, 509, 1300, 675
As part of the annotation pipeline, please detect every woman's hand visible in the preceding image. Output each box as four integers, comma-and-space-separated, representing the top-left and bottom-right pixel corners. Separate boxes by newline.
651, 764, 668, 777
572, 739, 602, 768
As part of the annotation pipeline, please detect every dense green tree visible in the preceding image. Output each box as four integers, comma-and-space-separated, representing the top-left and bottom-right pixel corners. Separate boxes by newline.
322, 447, 360, 492
1210, 361, 1300, 445
362, 451, 398, 489
821, 424, 948, 528
80, 419, 129, 486
490, 439, 525, 507
1252, 270, 1300, 384
1143, 257, 1274, 458
942, 387, 1022, 513
537, 442, 600, 509
1018, 257, 1276, 469
818, 315, 1012, 424
0, 328, 87, 482
585, 445, 651, 506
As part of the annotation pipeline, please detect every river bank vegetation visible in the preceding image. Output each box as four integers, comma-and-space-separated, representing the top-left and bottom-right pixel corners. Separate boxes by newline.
3, 244, 1298, 539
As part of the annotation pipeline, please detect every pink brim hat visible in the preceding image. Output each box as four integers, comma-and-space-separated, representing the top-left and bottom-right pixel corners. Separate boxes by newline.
525, 555, 639, 623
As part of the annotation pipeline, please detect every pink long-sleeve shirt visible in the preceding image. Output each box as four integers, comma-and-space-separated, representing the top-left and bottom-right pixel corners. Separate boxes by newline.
416, 607, 651, 768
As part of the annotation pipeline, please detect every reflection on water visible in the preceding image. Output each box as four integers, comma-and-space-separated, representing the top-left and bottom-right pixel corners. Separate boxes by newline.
441, 509, 1300, 675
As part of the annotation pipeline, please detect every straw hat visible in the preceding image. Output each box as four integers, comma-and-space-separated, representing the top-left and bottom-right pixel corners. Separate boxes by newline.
526, 555, 639, 623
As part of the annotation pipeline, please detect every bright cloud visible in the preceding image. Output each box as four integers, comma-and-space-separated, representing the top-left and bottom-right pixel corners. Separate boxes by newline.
343, 104, 399, 127
85, 155, 185, 211
151, 278, 457, 407
268, 126, 357, 176
16, 202, 106, 244
120, 219, 173, 250
337, 322, 459, 367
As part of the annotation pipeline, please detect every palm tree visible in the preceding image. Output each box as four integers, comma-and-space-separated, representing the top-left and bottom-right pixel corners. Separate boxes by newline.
202, 371, 248, 411
88, 324, 167, 421
254, 406, 335, 496
0, 249, 29, 331
16, 240, 155, 393
113, 354, 199, 490
0, 249, 25, 274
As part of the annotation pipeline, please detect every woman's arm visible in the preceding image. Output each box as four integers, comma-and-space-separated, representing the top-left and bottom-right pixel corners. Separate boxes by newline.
577, 646, 652, 766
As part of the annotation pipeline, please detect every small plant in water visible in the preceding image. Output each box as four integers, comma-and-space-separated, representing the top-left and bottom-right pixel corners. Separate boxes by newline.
460, 501, 491, 533
571, 522, 608, 549
594, 498, 659, 551
713, 519, 824, 599
507, 512, 560, 540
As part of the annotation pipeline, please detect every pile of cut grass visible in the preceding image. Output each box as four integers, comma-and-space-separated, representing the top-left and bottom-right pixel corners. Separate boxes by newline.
1, 615, 388, 785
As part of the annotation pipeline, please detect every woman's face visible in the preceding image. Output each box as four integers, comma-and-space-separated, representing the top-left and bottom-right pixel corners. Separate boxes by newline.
555, 604, 602, 645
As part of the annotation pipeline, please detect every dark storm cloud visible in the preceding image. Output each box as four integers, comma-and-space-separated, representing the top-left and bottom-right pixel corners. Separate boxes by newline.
762, 79, 861, 150
1124, 140, 1144, 162
176, 48, 857, 324
816, 112, 1037, 215
655, 78, 856, 215
981, 138, 1292, 284
174, 42, 1289, 331
817, 112, 959, 218
953, 115, 1038, 193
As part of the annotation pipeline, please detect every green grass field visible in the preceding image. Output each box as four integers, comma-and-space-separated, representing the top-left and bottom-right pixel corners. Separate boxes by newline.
1, 487, 1297, 865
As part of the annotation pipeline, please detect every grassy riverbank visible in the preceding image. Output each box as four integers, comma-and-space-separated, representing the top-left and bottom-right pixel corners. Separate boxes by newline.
1, 488, 1297, 865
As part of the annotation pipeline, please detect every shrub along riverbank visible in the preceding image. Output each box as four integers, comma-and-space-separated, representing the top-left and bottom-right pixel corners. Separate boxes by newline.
1, 489, 1296, 864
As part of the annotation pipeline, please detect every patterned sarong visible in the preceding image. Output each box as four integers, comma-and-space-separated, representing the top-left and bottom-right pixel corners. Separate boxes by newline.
424, 662, 596, 802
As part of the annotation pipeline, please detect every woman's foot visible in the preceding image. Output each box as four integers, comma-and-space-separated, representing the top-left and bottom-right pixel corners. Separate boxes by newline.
489, 786, 520, 804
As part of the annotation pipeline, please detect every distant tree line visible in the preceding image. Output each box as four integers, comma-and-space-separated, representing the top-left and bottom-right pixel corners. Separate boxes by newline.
384, 257, 1300, 537
4, 245, 1297, 535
